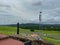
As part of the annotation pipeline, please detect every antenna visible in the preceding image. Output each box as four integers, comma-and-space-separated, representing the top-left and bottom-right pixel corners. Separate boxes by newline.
39, 11, 43, 39
39, 12, 42, 21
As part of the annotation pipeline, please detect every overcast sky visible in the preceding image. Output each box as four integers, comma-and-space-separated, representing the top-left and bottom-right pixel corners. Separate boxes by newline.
0, 0, 60, 24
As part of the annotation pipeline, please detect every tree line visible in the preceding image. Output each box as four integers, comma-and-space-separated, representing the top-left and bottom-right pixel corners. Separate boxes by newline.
7, 23, 60, 31
20, 23, 60, 31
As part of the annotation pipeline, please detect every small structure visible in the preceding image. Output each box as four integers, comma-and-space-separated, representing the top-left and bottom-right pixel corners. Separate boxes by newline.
30, 28, 34, 32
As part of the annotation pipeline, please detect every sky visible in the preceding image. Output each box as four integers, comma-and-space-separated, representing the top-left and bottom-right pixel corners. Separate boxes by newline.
0, 0, 60, 25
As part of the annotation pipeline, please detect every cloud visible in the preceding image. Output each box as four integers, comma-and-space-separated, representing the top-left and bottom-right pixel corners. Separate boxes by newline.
0, 0, 60, 24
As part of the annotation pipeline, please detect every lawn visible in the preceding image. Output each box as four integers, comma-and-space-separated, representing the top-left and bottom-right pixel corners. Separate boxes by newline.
0, 26, 60, 45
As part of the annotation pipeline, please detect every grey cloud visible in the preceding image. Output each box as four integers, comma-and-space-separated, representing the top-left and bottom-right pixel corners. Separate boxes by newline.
0, 0, 60, 24
0, 14, 20, 24
31, 1, 42, 6
0, 4, 11, 8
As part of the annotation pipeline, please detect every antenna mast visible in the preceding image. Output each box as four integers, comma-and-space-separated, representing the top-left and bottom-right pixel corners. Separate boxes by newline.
39, 12, 43, 39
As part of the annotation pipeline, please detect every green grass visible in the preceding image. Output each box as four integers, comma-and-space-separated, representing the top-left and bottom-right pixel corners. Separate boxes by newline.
44, 37, 60, 45
0, 26, 16, 34
0, 26, 60, 45
43, 31, 60, 35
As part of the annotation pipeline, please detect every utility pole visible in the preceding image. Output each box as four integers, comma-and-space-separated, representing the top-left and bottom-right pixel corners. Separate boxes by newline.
17, 22, 19, 34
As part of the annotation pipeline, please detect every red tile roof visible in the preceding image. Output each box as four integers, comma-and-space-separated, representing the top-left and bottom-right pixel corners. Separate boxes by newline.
0, 34, 9, 39
0, 34, 24, 45
0, 38, 24, 45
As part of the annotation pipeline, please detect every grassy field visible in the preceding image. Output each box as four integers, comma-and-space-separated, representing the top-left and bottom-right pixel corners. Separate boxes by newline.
0, 26, 60, 45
